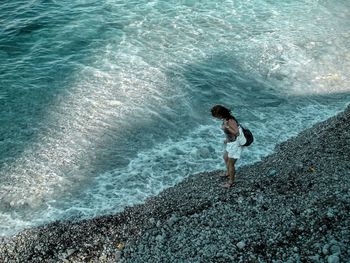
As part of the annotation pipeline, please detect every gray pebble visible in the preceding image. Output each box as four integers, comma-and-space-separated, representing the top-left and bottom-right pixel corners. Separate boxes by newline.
236, 241, 246, 250
327, 254, 340, 263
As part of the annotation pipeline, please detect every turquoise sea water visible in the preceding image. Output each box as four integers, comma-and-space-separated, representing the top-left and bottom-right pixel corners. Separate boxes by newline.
0, 0, 349, 236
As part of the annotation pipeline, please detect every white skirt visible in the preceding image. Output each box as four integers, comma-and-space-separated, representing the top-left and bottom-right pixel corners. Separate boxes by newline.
225, 126, 247, 159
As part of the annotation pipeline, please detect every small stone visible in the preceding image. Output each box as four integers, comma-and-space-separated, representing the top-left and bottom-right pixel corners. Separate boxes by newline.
322, 244, 330, 255
155, 234, 164, 243
237, 197, 244, 204
330, 245, 341, 256
59, 253, 67, 260
99, 254, 107, 261
308, 254, 321, 263
330, 239, 339, 245
307, 166, 316, 173
116, 242, 125, 251
66, 249, 75, 257
236, 241, 246, 249
327, 255, 339, 263
167, 215, 178, 226
115, 250, 122, 261
268, 169, 277, 177
327, 209, 335, 218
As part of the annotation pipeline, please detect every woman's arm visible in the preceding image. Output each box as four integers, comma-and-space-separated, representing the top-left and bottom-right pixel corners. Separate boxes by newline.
224, 119, 239, 137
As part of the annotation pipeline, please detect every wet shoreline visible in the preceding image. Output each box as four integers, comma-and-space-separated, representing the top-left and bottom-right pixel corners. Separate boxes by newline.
1, 105, 349, 262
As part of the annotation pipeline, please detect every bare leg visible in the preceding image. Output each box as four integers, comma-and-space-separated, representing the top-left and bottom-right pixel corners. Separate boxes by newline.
222, 151, 229, 177
223, 158, 236, 188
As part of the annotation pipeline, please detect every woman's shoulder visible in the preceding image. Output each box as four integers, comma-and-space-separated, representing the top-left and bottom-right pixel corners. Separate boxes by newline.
227, 118, 239, 128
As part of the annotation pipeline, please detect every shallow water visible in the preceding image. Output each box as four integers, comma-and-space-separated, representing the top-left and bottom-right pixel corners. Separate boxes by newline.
0, 0, 349, 236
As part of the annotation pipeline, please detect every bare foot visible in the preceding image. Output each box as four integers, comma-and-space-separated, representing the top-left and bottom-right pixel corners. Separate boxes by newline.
222, 182, 234, 188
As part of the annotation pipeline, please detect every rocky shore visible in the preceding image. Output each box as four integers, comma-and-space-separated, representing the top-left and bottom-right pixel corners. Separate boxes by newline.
1, 105, 349, 263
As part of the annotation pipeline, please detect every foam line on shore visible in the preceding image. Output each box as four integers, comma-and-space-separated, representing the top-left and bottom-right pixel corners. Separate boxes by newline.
0, 104, 349, 262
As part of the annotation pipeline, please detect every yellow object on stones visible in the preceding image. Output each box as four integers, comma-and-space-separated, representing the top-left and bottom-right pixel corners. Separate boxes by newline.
320, 73, 341, 81
116, 242, 125, 251
307, 166, 316, 173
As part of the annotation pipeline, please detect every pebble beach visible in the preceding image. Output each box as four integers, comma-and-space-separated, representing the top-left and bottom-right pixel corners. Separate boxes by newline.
1, 104, 349, 263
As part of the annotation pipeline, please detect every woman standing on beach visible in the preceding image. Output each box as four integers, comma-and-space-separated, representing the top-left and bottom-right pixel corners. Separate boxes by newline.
211, 105, 247, 188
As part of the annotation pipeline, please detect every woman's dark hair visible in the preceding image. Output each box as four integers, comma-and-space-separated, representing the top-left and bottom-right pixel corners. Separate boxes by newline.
211, 105, 234, 120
